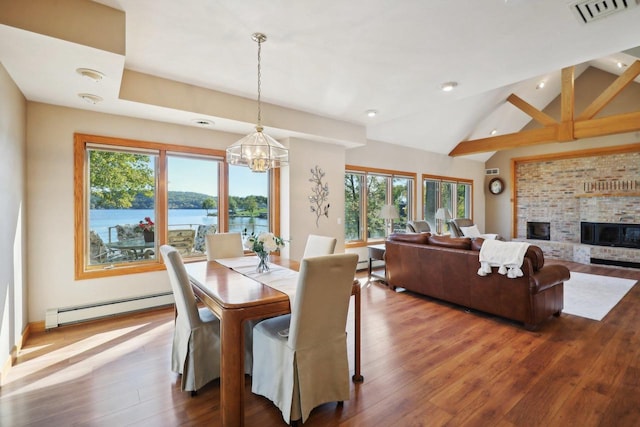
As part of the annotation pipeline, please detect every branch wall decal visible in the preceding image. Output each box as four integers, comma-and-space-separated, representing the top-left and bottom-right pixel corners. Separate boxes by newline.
309, 165, 330, 227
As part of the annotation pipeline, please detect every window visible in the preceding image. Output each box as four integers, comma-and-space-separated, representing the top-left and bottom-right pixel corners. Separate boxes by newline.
422, 174, 473, 234
75, 133, 279, 279
345, 166, 415, 245
228, 165, 270, 236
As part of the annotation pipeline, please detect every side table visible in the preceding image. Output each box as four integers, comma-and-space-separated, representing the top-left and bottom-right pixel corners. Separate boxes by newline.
367, 244, 387, 283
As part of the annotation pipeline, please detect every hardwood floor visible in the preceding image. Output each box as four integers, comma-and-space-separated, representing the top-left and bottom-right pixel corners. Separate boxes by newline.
1, 261, 639, 426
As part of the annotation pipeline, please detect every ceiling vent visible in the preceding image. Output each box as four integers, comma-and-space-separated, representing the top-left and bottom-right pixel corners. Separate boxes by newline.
571, 0, 639, 24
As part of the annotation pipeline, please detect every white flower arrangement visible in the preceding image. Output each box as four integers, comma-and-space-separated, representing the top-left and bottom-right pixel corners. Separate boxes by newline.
244, 231, 285, 256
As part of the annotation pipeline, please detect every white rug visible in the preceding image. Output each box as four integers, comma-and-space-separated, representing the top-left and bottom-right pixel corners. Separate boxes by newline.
563, 272, 636, 321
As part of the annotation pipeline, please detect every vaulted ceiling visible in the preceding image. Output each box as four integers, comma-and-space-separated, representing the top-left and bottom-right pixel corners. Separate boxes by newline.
1, 0, 640, 162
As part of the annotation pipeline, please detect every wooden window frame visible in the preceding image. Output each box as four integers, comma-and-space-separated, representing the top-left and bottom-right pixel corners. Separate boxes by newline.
74, 133, 279, 279
345, 165, 417, 248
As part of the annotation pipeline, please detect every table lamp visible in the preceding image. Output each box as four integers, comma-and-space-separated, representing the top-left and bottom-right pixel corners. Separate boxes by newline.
379, 204, 400, 237
435, 208, 452, 235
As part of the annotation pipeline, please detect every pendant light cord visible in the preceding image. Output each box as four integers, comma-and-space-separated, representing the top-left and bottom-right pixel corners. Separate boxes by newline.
256, 36, 262, 128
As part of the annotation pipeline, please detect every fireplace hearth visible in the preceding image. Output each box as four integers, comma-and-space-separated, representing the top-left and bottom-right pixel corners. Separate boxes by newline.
581, 222, 640, 249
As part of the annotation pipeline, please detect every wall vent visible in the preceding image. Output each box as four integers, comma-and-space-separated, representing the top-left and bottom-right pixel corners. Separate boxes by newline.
570, 0, 638, 24
485, 168, 500, 175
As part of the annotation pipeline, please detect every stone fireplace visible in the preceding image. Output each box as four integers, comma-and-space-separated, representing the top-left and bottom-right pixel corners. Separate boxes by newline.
514, 149, 640, 267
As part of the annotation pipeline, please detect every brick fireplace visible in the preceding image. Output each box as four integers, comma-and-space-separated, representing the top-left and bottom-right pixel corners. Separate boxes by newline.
515, 149, 640, 266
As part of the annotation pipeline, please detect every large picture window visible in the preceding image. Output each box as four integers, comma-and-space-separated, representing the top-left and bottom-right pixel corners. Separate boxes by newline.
75, 134, 279, 279
422, 174, 473, 234
345, 166, 415, 245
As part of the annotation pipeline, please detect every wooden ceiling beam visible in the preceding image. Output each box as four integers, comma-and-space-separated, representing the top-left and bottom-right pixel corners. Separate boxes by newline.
558, 66, 575, 141
574, 110, 640, 139
506, 94, 557, 126
576, 60, 640, 121
450, 62, 640, 157
449, 127, 557, 156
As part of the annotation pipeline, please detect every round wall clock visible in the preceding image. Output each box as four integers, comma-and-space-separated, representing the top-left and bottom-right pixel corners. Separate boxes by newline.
489, 177, 505, 195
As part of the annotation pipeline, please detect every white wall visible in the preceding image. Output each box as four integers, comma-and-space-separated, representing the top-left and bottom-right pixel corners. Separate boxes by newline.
25, 103, 248, 322
24, 102, 488, 323
0, 63, 27, 377
346, 139, 487, 227
25, 103, 353, 322
344, 139, 487, 261
283, 137, 346, 260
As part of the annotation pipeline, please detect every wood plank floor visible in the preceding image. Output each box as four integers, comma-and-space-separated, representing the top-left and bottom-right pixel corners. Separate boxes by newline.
1, 261, 639, 426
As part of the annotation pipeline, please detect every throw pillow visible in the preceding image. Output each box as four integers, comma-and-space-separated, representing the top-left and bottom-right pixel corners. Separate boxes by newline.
460, 224, 481, 238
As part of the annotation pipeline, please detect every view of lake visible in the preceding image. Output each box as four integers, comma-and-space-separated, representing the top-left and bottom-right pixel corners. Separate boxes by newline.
91, 209, 269, 241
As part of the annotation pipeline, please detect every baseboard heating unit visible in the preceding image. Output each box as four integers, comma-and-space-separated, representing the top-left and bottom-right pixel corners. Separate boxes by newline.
45, 291, 175, 329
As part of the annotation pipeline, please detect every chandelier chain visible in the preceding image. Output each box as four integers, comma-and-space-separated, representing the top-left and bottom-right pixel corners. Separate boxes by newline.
257, 37, 262, 127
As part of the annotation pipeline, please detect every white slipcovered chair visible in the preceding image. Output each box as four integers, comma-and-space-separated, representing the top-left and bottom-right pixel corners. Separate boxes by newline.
205, 232, 244, 260
160, 245, 220, 393
301, 234, 337, 259
251, 253, 359, 424
204, 232, 254, 373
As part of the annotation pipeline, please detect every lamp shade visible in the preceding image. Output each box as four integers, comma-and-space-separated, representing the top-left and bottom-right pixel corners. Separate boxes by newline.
379, 204, 400, 220
435, 208, 452, 220
226, 126, 289, 173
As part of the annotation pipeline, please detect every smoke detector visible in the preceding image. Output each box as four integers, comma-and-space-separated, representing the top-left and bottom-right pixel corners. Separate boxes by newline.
570, 0, 639, 24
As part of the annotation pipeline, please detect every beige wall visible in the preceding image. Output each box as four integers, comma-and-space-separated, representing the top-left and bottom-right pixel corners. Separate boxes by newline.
345, 139, 487, 260
346, 138, 487, 225
0, 63, 27, 379
24, 103, 355, 323
282, 138, 347, 260
485, 67, 640, 239
25, 103, 243, 322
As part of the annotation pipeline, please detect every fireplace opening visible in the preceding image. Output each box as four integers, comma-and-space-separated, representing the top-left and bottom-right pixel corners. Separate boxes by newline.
527, 221, 550, 240
581, 222, 640, 249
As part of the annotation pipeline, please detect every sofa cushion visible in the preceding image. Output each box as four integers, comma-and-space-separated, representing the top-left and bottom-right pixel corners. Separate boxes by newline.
389, 232, 431, 245
428, 235, 471, 250
460, 224, 482, 238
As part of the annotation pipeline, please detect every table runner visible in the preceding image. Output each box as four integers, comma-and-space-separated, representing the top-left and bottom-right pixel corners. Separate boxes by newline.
216, 256, 299, 304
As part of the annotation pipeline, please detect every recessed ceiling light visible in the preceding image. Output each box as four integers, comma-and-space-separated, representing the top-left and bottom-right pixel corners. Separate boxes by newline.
366, 109, 378, 118
78, 93, 103, 104
616, 61, 627, 69
536, 81, 545, 90
76, 68, 105, 82
490, 129, 498, 136
440, 81, 458, 92
191, 118, 214, 127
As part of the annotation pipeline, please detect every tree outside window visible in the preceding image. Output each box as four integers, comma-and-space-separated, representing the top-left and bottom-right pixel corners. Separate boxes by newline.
345, 167, 415, 244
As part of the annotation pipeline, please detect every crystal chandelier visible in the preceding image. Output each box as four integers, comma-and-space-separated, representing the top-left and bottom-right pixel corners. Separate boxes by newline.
226, 33, 288, 173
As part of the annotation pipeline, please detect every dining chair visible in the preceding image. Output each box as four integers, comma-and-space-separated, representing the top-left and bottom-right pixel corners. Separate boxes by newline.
204, 232, 254, 374
205, 232, 244, 260
301, 234, 337, 259
251, 253, 359, 424
160, 245, 220, 394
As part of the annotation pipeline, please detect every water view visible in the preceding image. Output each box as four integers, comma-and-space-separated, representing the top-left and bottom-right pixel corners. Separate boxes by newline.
90, 209, 269, 242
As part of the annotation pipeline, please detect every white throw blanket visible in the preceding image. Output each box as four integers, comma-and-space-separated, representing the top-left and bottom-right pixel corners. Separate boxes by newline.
478, 239, 530, 279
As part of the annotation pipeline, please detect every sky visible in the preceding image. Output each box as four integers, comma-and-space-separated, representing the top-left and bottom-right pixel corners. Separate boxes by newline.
167, 156, 268, 197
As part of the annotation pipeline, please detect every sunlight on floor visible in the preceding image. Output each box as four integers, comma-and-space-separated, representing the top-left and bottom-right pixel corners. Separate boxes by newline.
3, 319, 173, 396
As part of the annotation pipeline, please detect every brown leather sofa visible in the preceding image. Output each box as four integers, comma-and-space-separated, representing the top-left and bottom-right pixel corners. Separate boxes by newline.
384, 233, 570, 330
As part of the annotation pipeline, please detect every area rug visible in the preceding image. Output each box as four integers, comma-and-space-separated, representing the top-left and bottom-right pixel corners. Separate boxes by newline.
563, 272, 636, 321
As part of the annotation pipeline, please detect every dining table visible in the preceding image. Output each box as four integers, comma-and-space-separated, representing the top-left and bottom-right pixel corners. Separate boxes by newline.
184, 255, 362, 427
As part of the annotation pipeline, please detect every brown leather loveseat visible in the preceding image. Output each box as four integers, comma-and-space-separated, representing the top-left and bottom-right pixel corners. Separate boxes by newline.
384, 233, 570, 330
